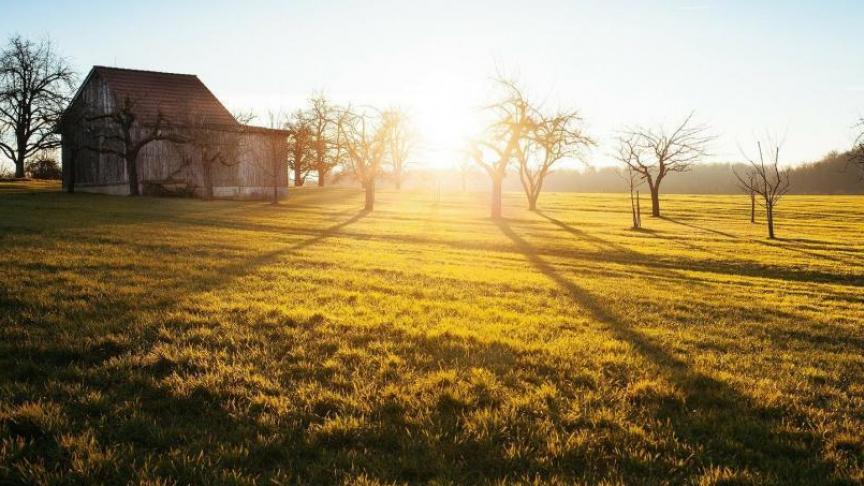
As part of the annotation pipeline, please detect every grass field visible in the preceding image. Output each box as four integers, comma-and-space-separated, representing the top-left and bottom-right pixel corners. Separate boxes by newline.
1, 180, 863, 484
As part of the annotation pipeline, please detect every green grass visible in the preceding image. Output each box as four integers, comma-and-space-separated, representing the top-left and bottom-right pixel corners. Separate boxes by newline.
1, 180, 863, 484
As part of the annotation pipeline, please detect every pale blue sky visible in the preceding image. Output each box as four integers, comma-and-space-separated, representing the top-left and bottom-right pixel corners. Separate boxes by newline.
4, 0, 863, 168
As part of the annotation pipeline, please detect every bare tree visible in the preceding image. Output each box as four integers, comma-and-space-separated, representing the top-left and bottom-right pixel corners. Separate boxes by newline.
455, 150, 476, 192
86, 95, 180, 196
382, 108, 416, 190
303, 95, 345, 187
232, 109, 257, 125
0, 36, 76, 178
617, 165, 643, 230
173, 112, 245, 199
617, 113, 712, 217
853, 118, 864, 175
471, 77, 533, 219
257, 112, 289, 204
340, 107, 390, 211
286, 110, 313, 186
516, 108, 592, 210
747, 173, 756, 223
734, 141, 790, 239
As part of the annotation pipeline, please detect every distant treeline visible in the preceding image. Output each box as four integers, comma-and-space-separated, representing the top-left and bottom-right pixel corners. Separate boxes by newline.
388, 150, 863, 195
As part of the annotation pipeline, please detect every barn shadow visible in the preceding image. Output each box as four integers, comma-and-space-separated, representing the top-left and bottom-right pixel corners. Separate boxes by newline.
494, 218, 839, 483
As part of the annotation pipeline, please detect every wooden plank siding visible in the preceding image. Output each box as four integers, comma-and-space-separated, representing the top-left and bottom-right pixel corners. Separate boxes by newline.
62, 67, 288, 199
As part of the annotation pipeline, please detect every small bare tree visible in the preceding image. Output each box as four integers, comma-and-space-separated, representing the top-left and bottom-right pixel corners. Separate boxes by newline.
340, 107, 390, 211
86, 95, 180, 196
747, 173, 756, 223
303, 95, 345, 187
0, 36, 76, 178
516, 108, 592, 210
455, 150, 476, 192
382, 108, 416, 190
471, 77, 533, 219
257, 112, 289, 204
616, 164, 643, 230
617, 113, 712, 217
286, 110, 313, 187
853, 118, 864, 176
734, 141, 790, 239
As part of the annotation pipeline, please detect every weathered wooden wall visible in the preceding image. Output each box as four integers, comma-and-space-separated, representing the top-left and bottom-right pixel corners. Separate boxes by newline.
62, 72, 288, 199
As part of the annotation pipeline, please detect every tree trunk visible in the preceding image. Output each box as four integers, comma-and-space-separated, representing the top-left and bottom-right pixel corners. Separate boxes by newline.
636, 191, 642, 228
630, 189, 638, 229
491, 176, 502, 219
203, 164, 214, 200
126, 155, 140, 196
364, 179, 375, 211
294, 167, 304, 187
318, 169, 326, 187
395, 178, 401, 191
14, 152, 25, 178
649, 184, 660, 217
528, 192, 538, 211
766, 202, 775, 239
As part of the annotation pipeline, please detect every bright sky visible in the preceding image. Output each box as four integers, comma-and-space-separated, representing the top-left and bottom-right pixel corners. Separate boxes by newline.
5, 0, 864, 169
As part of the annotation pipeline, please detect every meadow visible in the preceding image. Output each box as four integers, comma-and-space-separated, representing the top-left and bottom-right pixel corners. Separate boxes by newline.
1, 180, 862, 484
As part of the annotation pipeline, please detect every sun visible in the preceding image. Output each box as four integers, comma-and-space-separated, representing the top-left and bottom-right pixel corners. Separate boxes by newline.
411, 84, 480, 171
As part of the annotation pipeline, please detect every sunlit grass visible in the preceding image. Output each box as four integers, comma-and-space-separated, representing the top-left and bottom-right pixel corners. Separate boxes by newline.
1, 181, 863, 484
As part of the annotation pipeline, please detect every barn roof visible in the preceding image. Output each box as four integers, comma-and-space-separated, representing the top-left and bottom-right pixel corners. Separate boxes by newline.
67, 66, 291, 136
70, 66, 238, 128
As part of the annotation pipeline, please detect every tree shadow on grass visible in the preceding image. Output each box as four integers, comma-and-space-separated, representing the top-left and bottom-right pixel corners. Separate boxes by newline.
494, 218, 844, 484
0, 209, 372, 483
661, 216, 740, 240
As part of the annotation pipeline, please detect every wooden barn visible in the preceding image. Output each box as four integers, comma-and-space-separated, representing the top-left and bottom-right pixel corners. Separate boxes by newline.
60, 66, 289, 199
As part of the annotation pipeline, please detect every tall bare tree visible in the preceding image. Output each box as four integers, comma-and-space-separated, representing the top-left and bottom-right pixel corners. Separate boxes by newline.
471, 77, 533, 219
0, 36, 76, 178
86, 95, 180, 196
340, 107, 390, 211
515, 108, 592, 210
617, 113, 712, 217
382, 108, 416, 190
286, 110, 313, 187
734, 141, 790, 239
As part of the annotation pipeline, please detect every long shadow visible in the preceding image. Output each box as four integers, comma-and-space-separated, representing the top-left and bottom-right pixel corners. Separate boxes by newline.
495, 218, 841, 483
661, 216, 740, 240
345, 229, 864, 288
662, 215, 854, 263
535, 211, 632, 254
757, 239, 850, 263
169, 209, 369, 298
0, 208, 372, 483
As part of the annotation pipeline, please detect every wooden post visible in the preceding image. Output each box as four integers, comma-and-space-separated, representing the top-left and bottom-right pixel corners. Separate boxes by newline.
750, 189, 756, 223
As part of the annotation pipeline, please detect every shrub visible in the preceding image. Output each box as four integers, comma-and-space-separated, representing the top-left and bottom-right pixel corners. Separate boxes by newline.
26, 158, 62, 180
